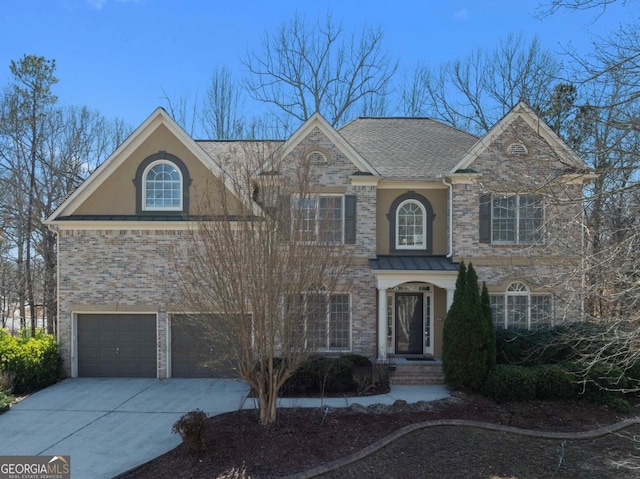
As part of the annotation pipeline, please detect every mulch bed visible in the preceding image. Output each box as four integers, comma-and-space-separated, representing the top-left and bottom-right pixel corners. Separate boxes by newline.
120, 393, 640, 479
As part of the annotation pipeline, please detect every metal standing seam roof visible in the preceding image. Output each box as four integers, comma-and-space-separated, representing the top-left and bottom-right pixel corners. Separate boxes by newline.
338, 117, 479, 179
369, 255, 459, 271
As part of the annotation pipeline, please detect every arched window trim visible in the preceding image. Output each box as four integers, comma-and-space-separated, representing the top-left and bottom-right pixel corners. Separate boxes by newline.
507, 282, 528, 293
387, 191, 435, 255
395, 199, 427, 250
142, 160, 183, 211
490, 281, 553, 330
134, 151, 191, 216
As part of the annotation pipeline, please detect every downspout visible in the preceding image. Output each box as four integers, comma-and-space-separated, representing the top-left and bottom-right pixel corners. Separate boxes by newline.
45, 222, 60, 341
441, 177, 453, 258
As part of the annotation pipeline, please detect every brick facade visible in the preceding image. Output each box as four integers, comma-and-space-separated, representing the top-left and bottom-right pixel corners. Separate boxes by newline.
50, 105, 590, 379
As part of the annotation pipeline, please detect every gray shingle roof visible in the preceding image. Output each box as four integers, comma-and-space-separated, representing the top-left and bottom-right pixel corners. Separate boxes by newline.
338, 117, 478, 179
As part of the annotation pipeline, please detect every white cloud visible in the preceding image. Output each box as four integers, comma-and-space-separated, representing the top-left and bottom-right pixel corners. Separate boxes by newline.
87, 0, 142, 10
86, 0, 107, 9
453, 8, 469, 21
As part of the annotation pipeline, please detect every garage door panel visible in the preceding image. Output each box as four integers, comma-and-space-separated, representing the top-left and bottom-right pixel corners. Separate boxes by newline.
171, 314, 237, 378
77, 314, 157, 377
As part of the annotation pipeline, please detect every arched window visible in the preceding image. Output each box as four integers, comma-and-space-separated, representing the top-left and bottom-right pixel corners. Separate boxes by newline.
396, 200, 426, 249
489, 281, 553, 330
143, 161, 182, 210
388, 191, 434, 254
134, 151, 191, 215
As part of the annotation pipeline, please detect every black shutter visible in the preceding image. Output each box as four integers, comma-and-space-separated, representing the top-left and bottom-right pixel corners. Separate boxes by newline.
344, 195, 357, 244
278, 194, 291, 243
479, 194, 492, 243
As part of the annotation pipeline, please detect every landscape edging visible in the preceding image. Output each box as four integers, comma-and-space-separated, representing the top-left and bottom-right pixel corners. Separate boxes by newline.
279, 417, 640, 479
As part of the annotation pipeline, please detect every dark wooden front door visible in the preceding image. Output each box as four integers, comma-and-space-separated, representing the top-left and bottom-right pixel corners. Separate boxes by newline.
395, 293, 423, 354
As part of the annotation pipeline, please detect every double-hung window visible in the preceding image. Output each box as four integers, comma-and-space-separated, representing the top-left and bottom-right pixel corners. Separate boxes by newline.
293, 196, 344, 243
489, 282, 553, 330
491, 195, 544, 244
303, 293, 351, 350
480, 194, 544, 245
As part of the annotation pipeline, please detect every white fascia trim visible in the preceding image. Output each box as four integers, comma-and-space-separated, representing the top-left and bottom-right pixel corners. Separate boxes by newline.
447, 173, 482, 185
44, 220, 250, 231
350, 176, 381, 187
377, 180, 448, 190
373, 270, 458, 291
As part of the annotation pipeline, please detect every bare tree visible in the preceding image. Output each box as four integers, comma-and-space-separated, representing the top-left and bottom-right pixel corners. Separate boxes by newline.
538, 0, 627, 16
161, 88, 200, 137
0, 56, 131, 334
523, 2, 640, 389
402, 34, 561, 134
201, 66, 245, 139
0, 55, 58, 334
244, 11, 397, 128
174, 142, 353, 425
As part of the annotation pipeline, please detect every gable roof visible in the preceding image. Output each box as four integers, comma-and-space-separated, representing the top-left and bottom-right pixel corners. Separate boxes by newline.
339, 117, 478, 180
47, 108, 257, 221
451, 101, 587, 174
282, 112, 380, 176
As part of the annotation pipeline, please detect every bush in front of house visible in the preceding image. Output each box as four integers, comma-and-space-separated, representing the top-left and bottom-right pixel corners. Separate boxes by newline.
495, 322, 617, 367
482, 361, 631, 406
0, 329, 63, 394
564, 360, 629, 403
172, 409, 209, 453
0, 388, 14, 414
481, 364, 539, 402
442, 262, 495, 391
534, 364, 578, 400
280, 354, 373, 396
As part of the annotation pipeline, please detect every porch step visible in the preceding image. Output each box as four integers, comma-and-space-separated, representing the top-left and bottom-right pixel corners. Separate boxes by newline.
389, 360, 445, 386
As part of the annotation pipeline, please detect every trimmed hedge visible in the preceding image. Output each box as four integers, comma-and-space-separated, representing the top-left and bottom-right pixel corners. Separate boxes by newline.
495, 323, 617, 367
0, 329, 63, 394
481, 364, 539, 402
481, 361, 630, 405
281, 354, 373, 396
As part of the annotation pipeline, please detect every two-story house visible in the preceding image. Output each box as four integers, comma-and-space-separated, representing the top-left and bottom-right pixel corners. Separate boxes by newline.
45, 101, 592, 380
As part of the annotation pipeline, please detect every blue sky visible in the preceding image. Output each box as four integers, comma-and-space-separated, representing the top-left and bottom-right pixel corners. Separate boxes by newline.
1, 0, 636, 131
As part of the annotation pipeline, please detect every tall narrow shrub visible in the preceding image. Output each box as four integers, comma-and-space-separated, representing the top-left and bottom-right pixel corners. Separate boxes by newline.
442, 262, 493, 390
481, 282, 497, 370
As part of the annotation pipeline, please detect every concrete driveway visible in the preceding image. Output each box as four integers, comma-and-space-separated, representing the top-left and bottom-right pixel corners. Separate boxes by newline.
0, 378, 250, 479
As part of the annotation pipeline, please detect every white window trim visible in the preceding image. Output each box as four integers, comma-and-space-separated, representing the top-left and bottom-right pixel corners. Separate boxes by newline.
142, 160, 183, 211
302, 291, 352, 352
491, 194, 545, 245
490, 282, 553, 329
292, 194, 345, 244
395, 199, 427, 250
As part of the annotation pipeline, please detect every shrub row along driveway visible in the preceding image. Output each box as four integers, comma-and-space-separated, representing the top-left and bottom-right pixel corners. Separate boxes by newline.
0, 378, 250, 479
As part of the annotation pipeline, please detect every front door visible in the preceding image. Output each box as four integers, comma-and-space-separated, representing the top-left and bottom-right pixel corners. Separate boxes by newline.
395, 293, 423, 354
